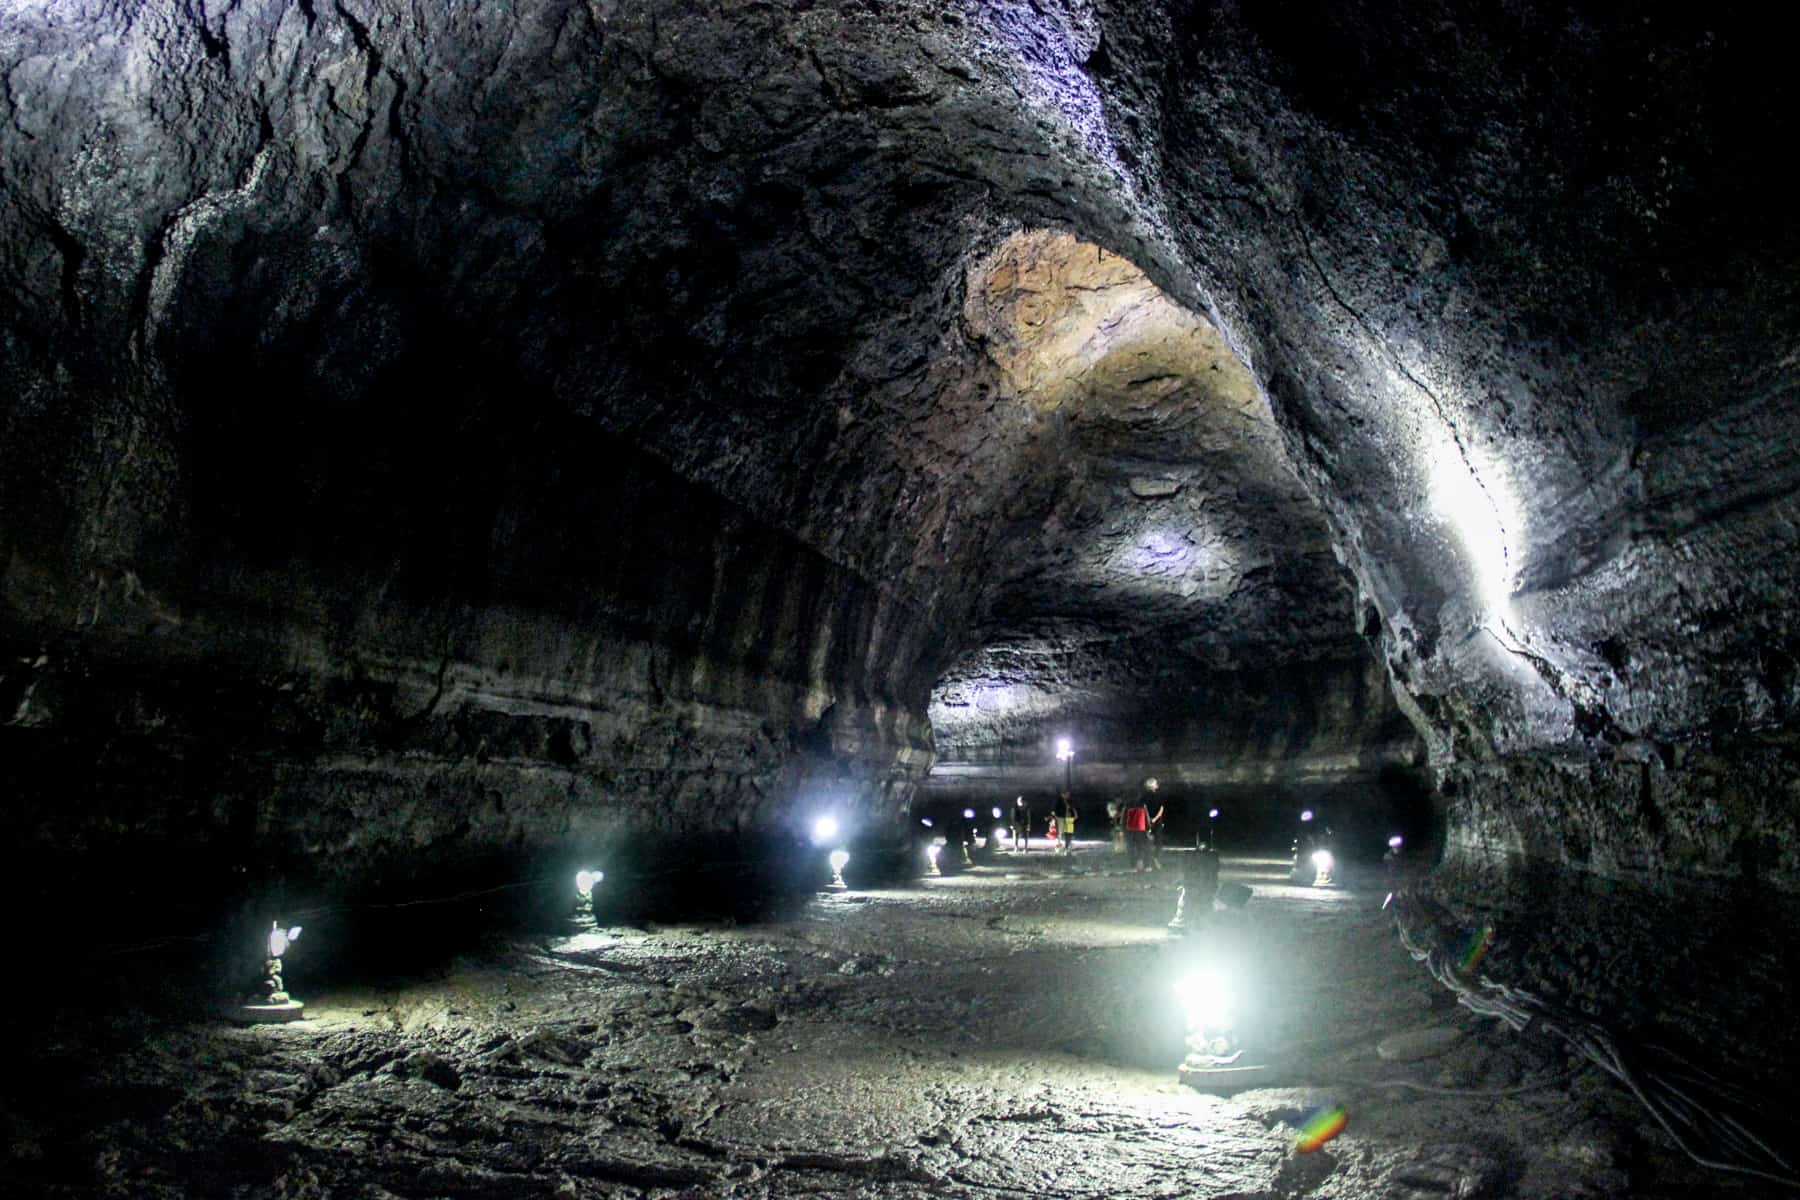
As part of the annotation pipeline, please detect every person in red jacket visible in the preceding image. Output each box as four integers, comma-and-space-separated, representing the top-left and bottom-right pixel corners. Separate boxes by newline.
1123, 782, 1153, 872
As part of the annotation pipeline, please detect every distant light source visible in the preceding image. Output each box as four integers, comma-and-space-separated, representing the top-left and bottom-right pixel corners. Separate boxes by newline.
920, 817, 934, 827
1388, 835, 1404, 849
811, 815, 840, 845
963, 808, 976, 820
1209, 808, 1220, 819
1300, 810, 1314, 823
992, 806, 1003, 820
1056, 737, 1073, 761
240, 921, 306, 1023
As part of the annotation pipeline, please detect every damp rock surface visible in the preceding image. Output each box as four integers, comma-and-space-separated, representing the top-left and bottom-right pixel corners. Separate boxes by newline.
5, 847, 1759, 1199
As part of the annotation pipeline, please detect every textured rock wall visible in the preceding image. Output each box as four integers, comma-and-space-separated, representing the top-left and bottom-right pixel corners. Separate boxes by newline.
5, 0, 1800, 921
2, 421, 932, 919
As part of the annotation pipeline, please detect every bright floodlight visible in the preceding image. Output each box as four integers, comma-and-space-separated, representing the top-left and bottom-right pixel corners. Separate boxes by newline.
1174, 969, 1232, 1033
1312, 849, 1334, 873
1300, 809, 1314, 822
1056, 736, 1073, 761
811, 815, 839, 844
267, 922, 302, 958
1388, 835, 1404, 849
576, 869, 604, 898
828, 849, 850, 873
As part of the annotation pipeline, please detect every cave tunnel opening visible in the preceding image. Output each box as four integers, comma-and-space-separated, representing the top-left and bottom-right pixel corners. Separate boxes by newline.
922, 229, 1434, 867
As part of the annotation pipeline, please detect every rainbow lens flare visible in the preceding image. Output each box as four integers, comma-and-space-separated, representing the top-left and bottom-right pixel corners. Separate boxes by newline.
1457, 924, 1496, 976
1294, 1104, 1348, 1152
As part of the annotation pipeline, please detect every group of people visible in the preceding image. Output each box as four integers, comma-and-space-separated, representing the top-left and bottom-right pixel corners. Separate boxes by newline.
1001, 780, 1168, 868
1005, 792, 1079, 852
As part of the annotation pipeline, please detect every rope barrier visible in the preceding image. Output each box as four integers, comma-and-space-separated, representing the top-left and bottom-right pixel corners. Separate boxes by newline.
1389, 888, 1799, 1190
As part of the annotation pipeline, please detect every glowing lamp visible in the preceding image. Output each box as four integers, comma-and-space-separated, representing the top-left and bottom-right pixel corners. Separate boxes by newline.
1174, 969, 1233, 1039
992, 806, 1003, 820
268, 923, 302, 958
1208, 808, 1220, 819
1300, 810, 1314, 823
811, 815, 839, 845
1388, 835, 1404, 849
920, 817, 934, 827
238, 920, 306, 1023
963, 808, 975, 820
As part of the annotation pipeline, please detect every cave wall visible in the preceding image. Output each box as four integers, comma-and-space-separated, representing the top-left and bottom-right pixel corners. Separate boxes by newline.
4, 0, 1800, 914
1077, 1, 1800, 891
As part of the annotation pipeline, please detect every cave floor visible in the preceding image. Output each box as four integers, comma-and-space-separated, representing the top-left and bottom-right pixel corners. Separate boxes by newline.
7, 846, 1763, 1199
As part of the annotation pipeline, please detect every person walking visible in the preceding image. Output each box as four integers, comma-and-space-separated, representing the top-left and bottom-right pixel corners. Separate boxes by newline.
1145, 778, 1166, 870
1056, 791, 1077, 854
1009, 795, 1032, 851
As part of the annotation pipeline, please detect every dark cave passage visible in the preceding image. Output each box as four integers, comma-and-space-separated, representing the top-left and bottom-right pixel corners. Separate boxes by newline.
4, 1, 1800, 1196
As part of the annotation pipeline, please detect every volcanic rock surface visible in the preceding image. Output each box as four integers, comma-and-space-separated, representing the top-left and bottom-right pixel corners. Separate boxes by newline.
3, 0, 1800, 1122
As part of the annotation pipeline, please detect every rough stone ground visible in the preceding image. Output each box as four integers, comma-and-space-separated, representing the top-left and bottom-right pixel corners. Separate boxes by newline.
4, 847, 1768, 1199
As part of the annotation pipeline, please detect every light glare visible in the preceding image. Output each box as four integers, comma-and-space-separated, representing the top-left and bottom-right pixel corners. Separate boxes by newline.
811, 815, 839, 844
1174, 969, 1232, 1032
267, 922, 302, 958
1311, 849, 1334, 872
828, 849, 850, 872
1428, 436, 1517, 615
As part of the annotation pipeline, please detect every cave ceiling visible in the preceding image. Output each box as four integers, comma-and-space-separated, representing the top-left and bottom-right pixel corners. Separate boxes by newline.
3, 0, 1799, 860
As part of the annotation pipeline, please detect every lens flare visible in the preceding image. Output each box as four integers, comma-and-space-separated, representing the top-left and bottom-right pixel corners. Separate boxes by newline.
1294, 1104, 1348, 1152
1457, 924, 1496, 976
